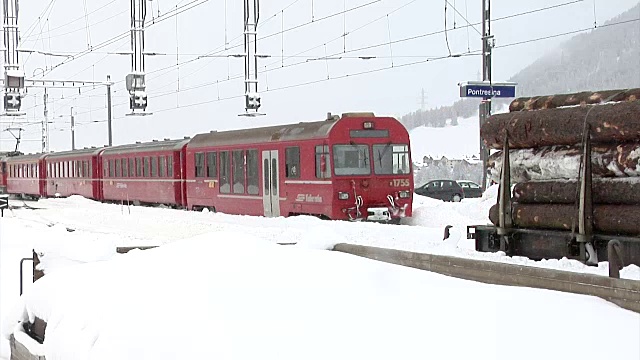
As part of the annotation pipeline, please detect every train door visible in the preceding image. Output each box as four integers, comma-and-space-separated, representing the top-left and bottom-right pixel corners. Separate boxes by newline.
261, 150, 280, 217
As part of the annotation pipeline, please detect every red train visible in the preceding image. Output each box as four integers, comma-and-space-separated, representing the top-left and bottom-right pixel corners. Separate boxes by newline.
0, 112, 413, 222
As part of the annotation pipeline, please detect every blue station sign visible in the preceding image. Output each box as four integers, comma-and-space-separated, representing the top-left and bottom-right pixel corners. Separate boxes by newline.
459, 81, 517, 98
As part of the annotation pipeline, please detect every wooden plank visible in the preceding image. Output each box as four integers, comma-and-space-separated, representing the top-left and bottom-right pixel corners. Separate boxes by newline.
332, 243, 640, 313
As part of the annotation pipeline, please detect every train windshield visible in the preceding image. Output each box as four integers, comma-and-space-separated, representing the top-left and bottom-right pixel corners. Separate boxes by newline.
373, 144, 410, 175
333, 144, 371, 175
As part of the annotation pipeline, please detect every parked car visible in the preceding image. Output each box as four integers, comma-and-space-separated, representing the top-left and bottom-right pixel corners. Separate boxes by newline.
414, 180, 464, 202
456, 180, 483, 198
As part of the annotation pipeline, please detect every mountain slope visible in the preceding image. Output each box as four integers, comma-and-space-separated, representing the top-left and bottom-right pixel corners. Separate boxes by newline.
401, 3, 640, 131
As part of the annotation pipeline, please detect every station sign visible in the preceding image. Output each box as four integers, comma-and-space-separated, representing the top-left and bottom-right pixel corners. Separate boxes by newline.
459, 81, 517, 98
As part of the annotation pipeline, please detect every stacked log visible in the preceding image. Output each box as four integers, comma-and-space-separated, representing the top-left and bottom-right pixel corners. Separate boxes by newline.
482, 88, 640, 236
508, 88, 640, 112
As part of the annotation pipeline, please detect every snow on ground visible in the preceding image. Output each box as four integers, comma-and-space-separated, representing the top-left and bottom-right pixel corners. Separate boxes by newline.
408, 105, 508, 161
3, 231, 640, 360
0, 193, 639, 358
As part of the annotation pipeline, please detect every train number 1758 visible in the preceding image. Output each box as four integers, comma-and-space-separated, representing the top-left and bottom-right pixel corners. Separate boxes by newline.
390, 179, 410, 187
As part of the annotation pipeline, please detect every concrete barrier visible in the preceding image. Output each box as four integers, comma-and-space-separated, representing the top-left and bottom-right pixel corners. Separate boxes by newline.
332, 243, 640, 313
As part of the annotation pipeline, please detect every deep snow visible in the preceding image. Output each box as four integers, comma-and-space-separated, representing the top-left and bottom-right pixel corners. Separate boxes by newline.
1, 193, 639, 359
3, 231, 640, 360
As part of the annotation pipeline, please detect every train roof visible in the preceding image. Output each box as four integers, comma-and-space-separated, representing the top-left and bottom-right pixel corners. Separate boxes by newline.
100, 138, 190, 156
188, 115, 350, 149
46, 147, 105, 159
5, 153, 47, 163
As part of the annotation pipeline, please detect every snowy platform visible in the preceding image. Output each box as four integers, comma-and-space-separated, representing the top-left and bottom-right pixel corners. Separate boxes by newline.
3, 234, 640, 360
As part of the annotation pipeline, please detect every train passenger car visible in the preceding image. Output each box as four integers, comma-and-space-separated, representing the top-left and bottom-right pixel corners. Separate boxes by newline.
185, 112, 413, 222
99, 139, 189, 207
0, 156, 7, 194
44, 147, 104, 199
6, 153, 47, 199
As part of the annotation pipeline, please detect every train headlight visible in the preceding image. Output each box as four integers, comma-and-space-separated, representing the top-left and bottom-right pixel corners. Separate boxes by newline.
338, 192, 349, 200
399, 190, 411, 199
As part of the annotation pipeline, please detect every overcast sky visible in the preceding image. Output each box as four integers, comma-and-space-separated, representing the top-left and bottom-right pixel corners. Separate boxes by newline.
1, 0, 638, 153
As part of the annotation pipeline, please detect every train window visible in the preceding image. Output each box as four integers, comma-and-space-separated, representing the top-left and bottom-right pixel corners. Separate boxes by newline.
285, 147, 300, 178
333, 144, 371, 176
263, 159, 269, 195
195, 152, 205, 178
232, 150, 245, 194
373, 144, 410, 175
159, 156, 165, 177
219, 151, 230, 194
122, 159, 128, 178
136, 158, 141, 177
151, 157, 158, 177
246, 150, 259, 195
115, 159, 121, 178
129, 158, 135, 177
167, 155, 173, 177
144, 157, 150, 177
84, 161, 89, 178
271, 159, 278, 195
350, 129, 390, 138
109, 160, 115, 178
206, 152, 217, 178
315, 145, 330, 179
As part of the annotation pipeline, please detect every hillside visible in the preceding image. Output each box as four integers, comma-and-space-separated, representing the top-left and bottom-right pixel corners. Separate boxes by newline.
401, 3, 640, 132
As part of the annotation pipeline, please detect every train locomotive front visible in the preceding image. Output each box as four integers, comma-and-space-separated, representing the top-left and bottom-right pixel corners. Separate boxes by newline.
325, 113, 413, 223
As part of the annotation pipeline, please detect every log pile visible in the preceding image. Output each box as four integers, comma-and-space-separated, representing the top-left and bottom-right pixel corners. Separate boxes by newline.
482, 88, 640, 236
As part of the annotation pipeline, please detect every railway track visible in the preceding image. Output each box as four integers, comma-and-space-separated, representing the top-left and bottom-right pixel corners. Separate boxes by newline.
332, 243, 640, 313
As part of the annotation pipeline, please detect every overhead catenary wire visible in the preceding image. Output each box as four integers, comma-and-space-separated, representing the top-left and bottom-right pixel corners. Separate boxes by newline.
10, 0, 619, 142
26, 0, 386, 111
20, 1, 118, 41
63, 14, 639, 123
21, 0, 593, 118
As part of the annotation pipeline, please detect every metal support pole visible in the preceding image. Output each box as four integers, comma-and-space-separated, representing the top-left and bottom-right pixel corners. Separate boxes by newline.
3, 0, 25, 115
577, 123, 597, 265
42, 88, 49, 152
71, 107, 75, 150
607, 240, 623, 278
242, 0, 262, 113
107, 75, 112, 146
479, 0, 492, 191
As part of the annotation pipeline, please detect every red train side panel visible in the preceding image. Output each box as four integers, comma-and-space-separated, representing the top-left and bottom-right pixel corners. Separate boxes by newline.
6, 154, 47, 198
185, 113, 413, 222
99, 139, 189, 207
44, 148, 104, 199
0, 156, 7, 194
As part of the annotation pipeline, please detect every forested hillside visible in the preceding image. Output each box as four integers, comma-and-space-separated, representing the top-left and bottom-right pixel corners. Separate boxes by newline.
401, 3, 640, 131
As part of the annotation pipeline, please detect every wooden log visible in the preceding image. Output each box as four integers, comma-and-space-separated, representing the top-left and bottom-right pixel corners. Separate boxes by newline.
512, 179, 640, 205
481, 101, 640, 150
487, 143, 640, 183
488, 203, 640, 235
509, 88, 640, 112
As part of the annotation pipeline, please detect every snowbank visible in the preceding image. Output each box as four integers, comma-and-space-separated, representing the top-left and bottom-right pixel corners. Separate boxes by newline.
4, 233, 639, 360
